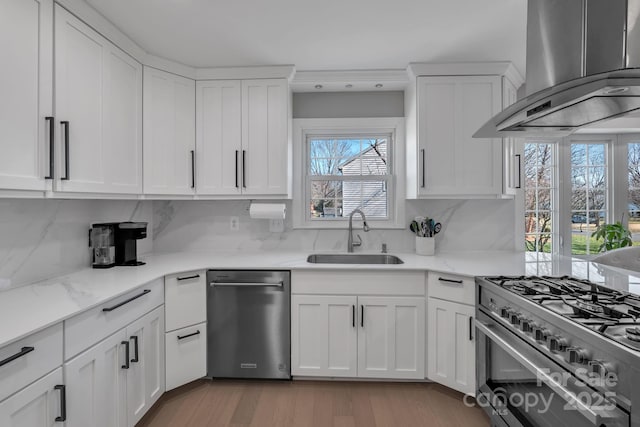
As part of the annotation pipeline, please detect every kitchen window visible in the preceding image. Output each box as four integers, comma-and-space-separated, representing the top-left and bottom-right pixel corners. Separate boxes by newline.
292, 118, 405, 229
524, 134, 640, 258
524, 141, 558, 255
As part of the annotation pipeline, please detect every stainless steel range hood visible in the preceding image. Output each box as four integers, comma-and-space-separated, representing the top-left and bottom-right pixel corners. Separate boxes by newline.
474, 0, 640, 138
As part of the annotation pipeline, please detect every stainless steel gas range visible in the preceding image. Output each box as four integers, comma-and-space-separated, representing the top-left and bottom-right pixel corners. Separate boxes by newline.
475, 275, 640, 427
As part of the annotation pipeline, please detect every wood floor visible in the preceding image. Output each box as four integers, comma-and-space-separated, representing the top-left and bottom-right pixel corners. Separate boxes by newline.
137, 380, 490, 427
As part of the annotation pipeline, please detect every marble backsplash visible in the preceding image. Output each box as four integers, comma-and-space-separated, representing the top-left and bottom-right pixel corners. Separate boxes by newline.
0, 199, 153, 289
153, 199, 516, 254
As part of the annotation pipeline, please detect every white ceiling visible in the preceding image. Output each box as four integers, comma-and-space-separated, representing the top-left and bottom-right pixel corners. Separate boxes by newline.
85, 0, 527, 75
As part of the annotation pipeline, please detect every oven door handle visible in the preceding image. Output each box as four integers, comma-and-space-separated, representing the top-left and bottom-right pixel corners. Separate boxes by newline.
475, 320, 615, 426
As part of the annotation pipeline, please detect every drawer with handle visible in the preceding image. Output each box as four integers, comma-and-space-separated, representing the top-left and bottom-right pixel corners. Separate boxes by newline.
427, 272, 475, 305
0, 323, 63, 403
64, 278, 164, 360
165, 270, 206, 332
165, 322, 207, 391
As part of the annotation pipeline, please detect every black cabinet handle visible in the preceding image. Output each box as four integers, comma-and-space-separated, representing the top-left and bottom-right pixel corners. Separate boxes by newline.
438, 277, 463, 284
352, 305, 355, 328
235, 150, 239, 188
60, 121, 69, 180
0, 346, 34, 367
515, 154, 522, 189
420, 148, 425, 188
121, 341, 130, 369
242, 150, 246, 188
130, 335, 139, 363
177, 274, 200, 281
54, 385, 66, 422
190, 150, 195, 188
45, 117, 54, 179
177, 330, 201, 340
469, 316, 474, 341
360, 305, 364, 328
102, 289, 151, 312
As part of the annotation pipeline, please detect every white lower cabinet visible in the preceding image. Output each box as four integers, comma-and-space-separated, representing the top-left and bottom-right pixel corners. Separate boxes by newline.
125, 306, 165, 426
291, 295, 358, 377
427, 297, 475, 395
291, 295, 425, 379
358, 296, 425, 379
64, 329, 127, 427
165, 323, 207, 391
0, 368, 64, 427
64, 306, 164, 427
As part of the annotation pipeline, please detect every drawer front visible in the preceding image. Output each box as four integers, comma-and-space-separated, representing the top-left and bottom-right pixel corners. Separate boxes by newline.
292, 271, 426, 296
165, 270, 206, 332
165, 322, 206, 391
65, 278, 164, 360
427, 272, 475, 305
0, 323, 63, 402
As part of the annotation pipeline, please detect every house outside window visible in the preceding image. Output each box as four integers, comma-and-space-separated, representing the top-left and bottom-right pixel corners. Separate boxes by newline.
293, 118, 405, 229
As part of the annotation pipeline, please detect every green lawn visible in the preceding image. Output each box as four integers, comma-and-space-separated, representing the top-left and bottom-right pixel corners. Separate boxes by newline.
527, 233, 640, 255
570, 233, 602, 255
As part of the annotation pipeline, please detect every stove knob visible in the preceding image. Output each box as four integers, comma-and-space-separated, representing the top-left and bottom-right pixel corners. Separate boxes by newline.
588, 360, 615, 379
548, 336, 568, 353
509, 313, 522, 326
566, 347, 589, 364
521, 319, 535, 334
534, 327, 550, 342
500, 307, 512, 319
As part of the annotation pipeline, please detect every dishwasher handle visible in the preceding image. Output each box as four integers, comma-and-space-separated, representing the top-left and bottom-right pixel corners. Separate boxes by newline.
210, 281, 284, 287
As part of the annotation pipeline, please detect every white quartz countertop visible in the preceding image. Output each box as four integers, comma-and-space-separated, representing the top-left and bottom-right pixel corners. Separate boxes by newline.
2, 249, 640, 349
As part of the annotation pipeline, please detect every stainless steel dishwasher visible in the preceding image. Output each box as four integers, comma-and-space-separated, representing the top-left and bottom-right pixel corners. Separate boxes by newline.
207, 270, 291, 379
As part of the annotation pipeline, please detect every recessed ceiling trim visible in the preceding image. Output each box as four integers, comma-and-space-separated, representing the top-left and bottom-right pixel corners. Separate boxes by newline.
291, 70, 408, 92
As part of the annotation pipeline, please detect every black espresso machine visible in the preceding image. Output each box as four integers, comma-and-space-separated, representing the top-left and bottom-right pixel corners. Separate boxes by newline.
89, 222, 148, 268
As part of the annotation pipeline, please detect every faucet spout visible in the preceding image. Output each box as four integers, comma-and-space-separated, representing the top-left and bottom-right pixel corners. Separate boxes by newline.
348, 209, 370, 253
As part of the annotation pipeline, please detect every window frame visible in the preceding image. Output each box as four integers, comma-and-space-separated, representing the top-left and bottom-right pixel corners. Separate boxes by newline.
521, 133, 637, 259
292, 117, 405, 229
559, 134, 617, 257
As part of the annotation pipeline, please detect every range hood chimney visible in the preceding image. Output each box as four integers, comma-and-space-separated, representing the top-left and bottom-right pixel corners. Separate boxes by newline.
475, 0, 640, 138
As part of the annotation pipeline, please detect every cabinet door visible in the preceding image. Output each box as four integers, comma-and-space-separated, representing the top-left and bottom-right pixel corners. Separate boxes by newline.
427, 298, 475, 395
502, 76, 521, 196
143, 67, 195, 195
54, 5, 142, 194
196, 80, 242, 195
291, 295, 357, 377
357, 296, 425, 379
0, 0, 52, 191
0, 368, 64, 427
241, 79, 289, 195
102, 43, 142, 194
126, 306, 164, 427
417, 75, 502, 196
64, 329, 127, 427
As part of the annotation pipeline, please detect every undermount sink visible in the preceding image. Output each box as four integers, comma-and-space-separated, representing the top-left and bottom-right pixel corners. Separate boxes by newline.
306, 254, 404, 265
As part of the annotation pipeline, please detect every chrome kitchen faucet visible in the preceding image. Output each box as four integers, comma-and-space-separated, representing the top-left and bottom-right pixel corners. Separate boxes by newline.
347, 209, 370, 252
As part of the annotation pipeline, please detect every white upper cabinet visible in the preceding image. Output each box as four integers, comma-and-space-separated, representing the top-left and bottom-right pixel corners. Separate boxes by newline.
197, 78, 290, 197
143, 67, 195, 195
406, 63, 523, 198
0, 0, 53, 192
54, 5, 142, 194
502, 76, 523, 196
241, 79, 289, 195
196, 80, 242, 195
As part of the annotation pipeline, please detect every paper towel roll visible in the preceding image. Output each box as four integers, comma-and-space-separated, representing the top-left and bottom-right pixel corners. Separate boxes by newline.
249, 203, 286, 219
